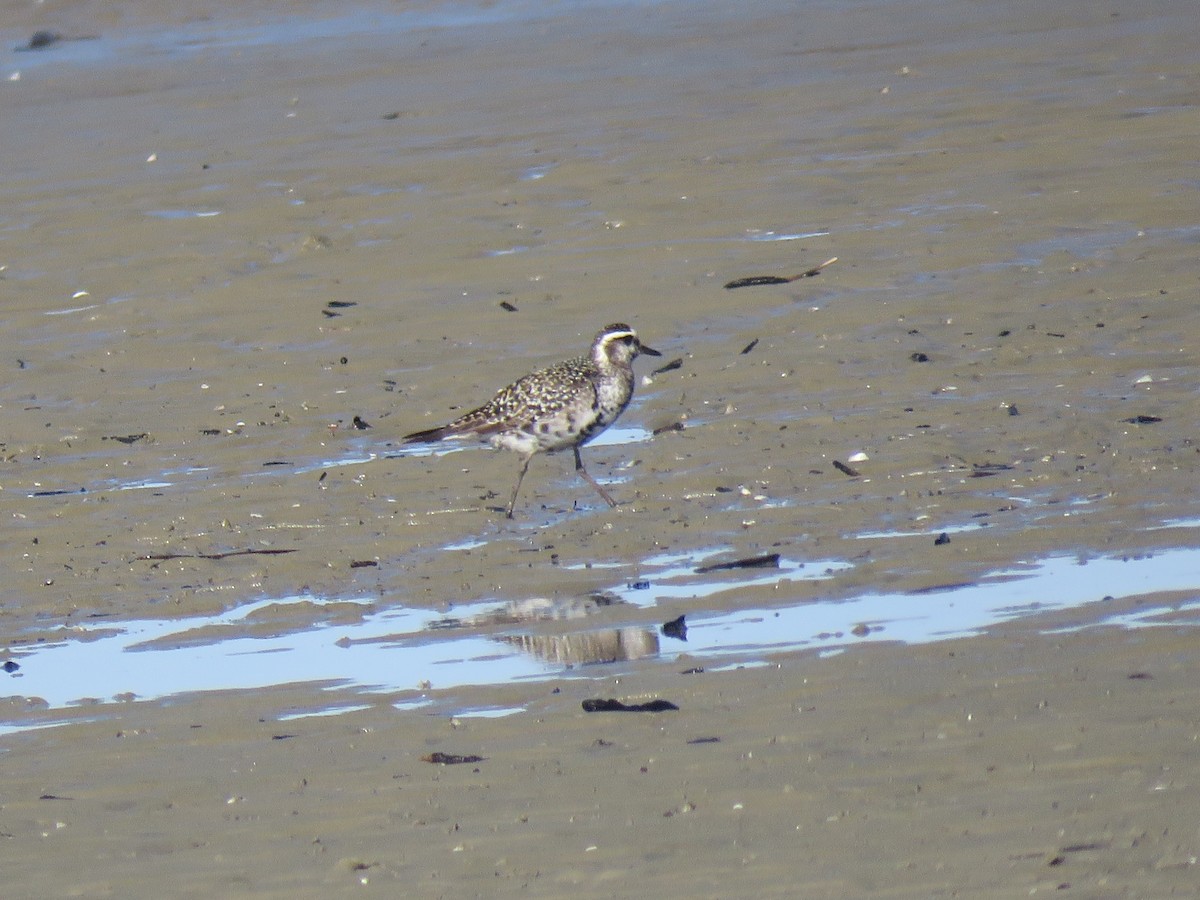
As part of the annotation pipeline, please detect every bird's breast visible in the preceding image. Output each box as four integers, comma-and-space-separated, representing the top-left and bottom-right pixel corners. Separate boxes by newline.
593, 375, 633, 424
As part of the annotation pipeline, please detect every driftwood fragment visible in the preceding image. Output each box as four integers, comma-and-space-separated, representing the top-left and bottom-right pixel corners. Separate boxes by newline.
422, 752, 486, 765
140, 548, 297, 561
582, 698, 679, 713
694, 552, 779, 574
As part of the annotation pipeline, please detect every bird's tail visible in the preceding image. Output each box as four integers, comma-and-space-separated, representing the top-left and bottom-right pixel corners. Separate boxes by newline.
402, 423, 457, 444
403, 409, 509, 444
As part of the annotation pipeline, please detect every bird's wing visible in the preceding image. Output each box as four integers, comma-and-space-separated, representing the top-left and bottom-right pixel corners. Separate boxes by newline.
477, 362, 598, 434
405, 358, 595, 442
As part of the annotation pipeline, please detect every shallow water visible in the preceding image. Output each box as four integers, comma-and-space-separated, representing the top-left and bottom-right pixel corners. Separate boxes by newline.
5, 531, 1198, 731
6, 0, 664, 70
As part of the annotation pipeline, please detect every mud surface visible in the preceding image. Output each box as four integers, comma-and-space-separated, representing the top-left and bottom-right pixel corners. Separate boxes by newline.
2, 0, 1199, 894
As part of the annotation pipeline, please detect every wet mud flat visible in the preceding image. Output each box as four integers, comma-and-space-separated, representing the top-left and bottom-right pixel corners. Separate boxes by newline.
2, 0, 1200, 894
4, 613, 1200, 896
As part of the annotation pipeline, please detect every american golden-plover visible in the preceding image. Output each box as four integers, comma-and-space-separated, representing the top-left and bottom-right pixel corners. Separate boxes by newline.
404, 323, 660, 517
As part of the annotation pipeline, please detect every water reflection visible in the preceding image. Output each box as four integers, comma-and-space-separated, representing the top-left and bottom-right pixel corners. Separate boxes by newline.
499, 629, 658, 667
3, 545, 1200, 731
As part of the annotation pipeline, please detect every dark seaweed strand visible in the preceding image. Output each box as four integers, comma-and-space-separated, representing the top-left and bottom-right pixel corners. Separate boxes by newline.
724, 256, 838, 289
724, 275, 792, 289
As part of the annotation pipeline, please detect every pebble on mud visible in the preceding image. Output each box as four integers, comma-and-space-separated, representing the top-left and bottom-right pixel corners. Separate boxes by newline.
661, 615, 687, 641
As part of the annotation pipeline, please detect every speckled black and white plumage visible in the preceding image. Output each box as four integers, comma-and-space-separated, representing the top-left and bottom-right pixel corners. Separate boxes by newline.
404, 324, 660, 517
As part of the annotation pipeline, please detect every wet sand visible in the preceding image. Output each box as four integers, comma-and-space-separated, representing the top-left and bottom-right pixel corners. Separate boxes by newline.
3, 0, 1200, 894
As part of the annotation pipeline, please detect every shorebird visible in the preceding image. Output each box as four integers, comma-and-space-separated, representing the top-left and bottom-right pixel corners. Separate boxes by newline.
403, 323, 660, 517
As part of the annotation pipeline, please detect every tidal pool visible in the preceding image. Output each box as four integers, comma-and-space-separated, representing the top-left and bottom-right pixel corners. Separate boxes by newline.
3, 542, 1198, 733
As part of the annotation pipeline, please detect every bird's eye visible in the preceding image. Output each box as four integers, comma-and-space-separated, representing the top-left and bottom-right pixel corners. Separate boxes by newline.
621, 335, 635, 345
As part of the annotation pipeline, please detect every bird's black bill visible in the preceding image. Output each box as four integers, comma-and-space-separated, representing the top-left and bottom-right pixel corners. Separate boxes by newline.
639, 342, 662, 357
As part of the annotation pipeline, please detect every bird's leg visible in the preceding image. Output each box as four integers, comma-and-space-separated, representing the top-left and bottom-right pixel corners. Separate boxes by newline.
574, 447, 618, 508
506, 456, 532, 518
